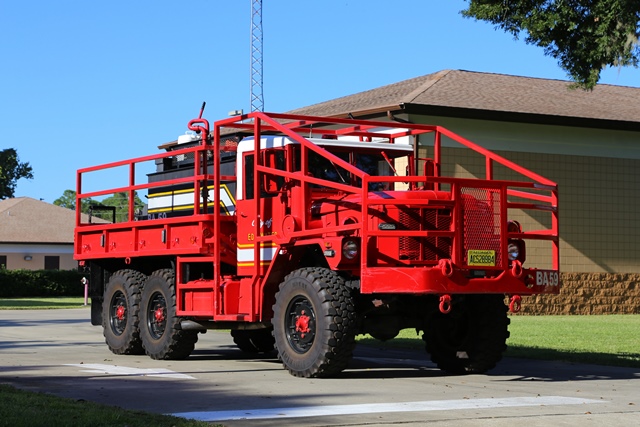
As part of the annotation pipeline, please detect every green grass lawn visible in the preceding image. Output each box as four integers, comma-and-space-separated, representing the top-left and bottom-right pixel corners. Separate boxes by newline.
506, 314, 640, 367
0, 297, 89, 310
0, 384, 214, 427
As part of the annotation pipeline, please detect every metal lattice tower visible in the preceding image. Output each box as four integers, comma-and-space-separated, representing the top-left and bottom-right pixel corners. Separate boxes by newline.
250, 0, 264, 112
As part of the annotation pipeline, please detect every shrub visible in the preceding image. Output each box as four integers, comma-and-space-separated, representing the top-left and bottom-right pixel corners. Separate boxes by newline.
0, 269, 86, 298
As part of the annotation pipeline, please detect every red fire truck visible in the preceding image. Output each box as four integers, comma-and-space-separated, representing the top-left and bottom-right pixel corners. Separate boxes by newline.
74, 108, 559, 377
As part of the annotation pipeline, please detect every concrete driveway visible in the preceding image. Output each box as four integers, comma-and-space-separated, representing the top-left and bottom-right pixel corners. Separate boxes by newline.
1, 308, 638, 426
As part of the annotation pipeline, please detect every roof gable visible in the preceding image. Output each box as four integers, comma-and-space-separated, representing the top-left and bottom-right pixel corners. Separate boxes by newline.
0, 197, 77, 244
289, 70, 640, 129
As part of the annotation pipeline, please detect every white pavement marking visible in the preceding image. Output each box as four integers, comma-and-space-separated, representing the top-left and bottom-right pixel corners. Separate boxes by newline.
64, 364, 195, 379
170, 395, 605, 422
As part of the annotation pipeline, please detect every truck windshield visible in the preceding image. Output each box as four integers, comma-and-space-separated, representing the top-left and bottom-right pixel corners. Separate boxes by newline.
297, 148, 403, 190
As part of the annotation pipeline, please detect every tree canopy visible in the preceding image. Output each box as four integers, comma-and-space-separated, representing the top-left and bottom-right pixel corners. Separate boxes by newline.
0, 148, 33, 200
100, 192, 145, 222
55, 189, 144, 222
53, 189, 100, 213
463, 1, 640, 89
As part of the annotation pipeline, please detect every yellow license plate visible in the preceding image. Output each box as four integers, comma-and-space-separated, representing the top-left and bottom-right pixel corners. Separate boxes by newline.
468, 250, 496, 266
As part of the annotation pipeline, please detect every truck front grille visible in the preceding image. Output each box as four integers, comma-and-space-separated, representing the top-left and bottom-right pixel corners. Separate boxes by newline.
398, 208, 452, 262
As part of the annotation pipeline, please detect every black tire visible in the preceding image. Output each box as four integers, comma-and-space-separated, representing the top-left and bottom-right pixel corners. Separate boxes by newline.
102, 269, 146, 355
231, 328, 275, 354
272, 267, 357, 378
139, 269, 198, 360
423, 294, 510, 374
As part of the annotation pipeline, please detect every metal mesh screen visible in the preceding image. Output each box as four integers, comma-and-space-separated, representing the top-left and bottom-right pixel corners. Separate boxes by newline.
399, 208, 452, 262
461, 187, 502, 267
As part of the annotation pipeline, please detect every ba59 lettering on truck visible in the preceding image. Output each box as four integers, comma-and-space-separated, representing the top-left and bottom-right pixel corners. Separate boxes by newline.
536, 270, 560, 287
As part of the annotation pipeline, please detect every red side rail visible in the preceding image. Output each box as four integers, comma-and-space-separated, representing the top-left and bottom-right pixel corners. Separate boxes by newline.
74, 141, 237, 262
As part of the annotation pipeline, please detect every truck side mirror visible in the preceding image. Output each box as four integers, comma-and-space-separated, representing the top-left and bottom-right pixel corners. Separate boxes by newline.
262, 172, 284, 194
261, 150, 286, 195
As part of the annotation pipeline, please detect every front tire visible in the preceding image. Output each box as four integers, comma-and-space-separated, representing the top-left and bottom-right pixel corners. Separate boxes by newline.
422, 294, 510, 374
102, 269, 146, 355
272, 267, 357, 378
139, 269, 198, 360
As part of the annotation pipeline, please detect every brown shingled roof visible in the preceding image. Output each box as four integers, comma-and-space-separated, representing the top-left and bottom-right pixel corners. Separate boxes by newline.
288, 70, 640, 129
0, 197, 77, 244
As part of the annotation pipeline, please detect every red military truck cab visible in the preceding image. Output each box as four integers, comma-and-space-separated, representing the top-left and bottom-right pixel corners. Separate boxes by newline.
75, 110, 559, 377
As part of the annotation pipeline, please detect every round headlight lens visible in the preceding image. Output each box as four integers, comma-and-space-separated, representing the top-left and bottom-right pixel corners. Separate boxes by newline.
508, 243, 520, 261
342, 240, 359, 260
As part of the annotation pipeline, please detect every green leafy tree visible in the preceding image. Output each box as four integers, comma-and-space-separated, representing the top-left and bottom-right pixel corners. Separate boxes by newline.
462, 1, 640, 89
100, 191, 145, 222
54, 189, 101, 213
55, 189, 144, 222
0, 148, 33, 199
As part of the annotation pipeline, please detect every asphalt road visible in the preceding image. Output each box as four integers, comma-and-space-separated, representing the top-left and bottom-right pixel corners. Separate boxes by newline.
0, 308, 638, 426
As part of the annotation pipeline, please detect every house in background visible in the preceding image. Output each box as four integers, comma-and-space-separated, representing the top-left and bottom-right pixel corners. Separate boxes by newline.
0, 197, 79, 270
288, 69, 640, 314
290, 69, 640, 278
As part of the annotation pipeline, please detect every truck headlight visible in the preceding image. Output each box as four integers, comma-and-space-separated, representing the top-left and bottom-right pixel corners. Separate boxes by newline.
342, 240, 359, 260
507, 243, 520, 261
507, 220, 526, 263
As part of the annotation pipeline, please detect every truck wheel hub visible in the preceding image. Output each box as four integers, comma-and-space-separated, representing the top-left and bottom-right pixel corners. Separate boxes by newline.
154, 307, 165, 323
116, 305, 126, 320
295, 311, 311, 338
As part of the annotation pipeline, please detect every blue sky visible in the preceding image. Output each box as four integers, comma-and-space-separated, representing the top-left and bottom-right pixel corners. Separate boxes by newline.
3, 0, 639, 204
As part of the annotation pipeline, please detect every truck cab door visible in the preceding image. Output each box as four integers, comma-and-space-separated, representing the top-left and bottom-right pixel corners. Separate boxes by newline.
236, 148, 288, 276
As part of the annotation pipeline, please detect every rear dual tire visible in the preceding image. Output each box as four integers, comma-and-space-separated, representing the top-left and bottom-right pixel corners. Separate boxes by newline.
102, 268, 197, 360
102, 269, 146, 355
139, 269, 198, 360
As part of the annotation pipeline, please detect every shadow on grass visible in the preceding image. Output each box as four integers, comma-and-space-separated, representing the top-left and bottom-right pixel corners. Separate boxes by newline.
506, 345, 640, 369
357, 337, 640, 369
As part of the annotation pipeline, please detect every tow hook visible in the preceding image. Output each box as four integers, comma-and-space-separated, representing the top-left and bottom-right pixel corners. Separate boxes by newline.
511, 260, 523, 278
439, 294, 452, 314
509, 295, 522, 313
439, 259, 454, 277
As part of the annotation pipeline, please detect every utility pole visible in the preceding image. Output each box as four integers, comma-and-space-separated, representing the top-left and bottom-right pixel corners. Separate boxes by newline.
250, 0, 264, 112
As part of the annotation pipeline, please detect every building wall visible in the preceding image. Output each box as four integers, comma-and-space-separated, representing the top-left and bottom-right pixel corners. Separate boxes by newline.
0, 243, 76, 271
519, 273, 640, 314
411, 115, 640, 274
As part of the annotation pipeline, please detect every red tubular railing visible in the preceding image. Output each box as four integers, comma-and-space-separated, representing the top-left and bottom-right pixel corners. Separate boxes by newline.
76, 112, 559, 291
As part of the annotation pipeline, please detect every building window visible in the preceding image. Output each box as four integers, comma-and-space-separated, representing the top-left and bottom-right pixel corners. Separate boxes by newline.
0, 255, 6, 269
44, 256, 60, 270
